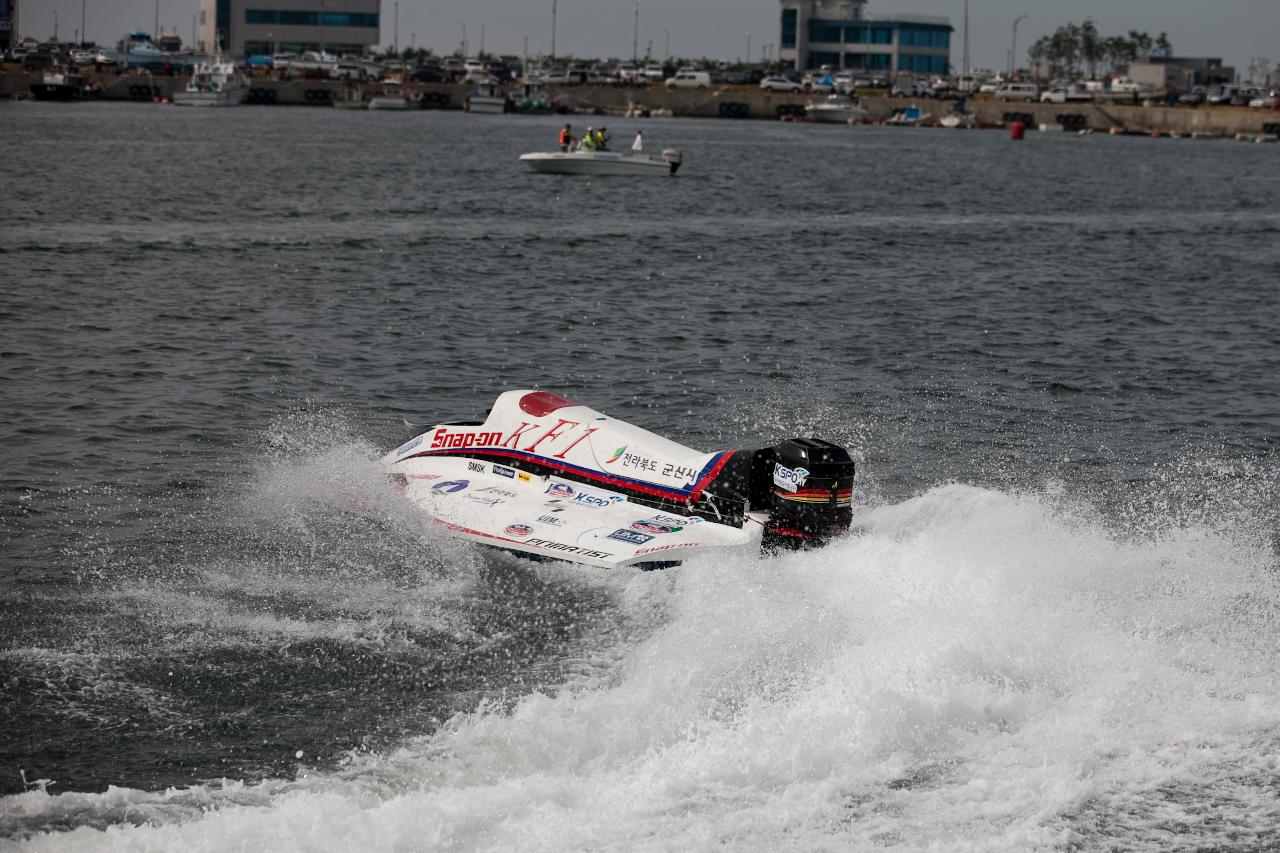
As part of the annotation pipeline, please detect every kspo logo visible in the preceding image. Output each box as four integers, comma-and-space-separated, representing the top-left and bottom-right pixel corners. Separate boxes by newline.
773, 464, 810, 492
429, 419, 601, 459
572, 490, 624, 508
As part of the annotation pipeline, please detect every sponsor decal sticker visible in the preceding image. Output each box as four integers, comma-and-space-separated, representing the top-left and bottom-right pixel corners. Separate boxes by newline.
467, 461, 486, 473
476, 487, 516, 498
432, 480, 469, 494
605, 445, 627, 464
396, 435, 422, 456
526, 538, 613, 559
649, 513, 701, 526
546, 483, 576, 498
430, 428, 504, 450
537, 514, 565, 527
572, 490, 625, 509
635, 542, 697, 556
661, 463, 699, 482
493, 464, 516, 479
517, 471, 532, 482
607, 529, 654, 545
772, 463, 810, 493
406, 473, 442, 481
505, 524, 534, 537
466, 496, 503, 506
632, 520, 681, 535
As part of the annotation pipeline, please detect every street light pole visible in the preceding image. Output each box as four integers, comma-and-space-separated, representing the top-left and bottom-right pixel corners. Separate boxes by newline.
551, 0, 557, 62
632, 1, 638, 65
460, 22, 466, 58
1009, 14, 1027, 78
663, 27, 669, 61
81, 0, 86, 47
746, 32, 751, 64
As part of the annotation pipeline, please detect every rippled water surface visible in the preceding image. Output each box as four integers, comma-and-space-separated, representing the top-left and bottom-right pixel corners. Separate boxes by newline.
2, 101, 1279, 850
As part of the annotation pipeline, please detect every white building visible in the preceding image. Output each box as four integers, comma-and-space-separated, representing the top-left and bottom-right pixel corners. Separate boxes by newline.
779, 0, 951, 76
197, 0, 380, 58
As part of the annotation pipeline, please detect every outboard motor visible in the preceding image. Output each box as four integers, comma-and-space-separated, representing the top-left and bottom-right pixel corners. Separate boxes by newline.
752, 438, 855, 551
662, 148, 683, 174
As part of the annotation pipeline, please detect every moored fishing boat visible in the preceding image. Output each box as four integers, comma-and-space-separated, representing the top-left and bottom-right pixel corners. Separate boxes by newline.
172, 57, 246, 106
30, 68, 85, 101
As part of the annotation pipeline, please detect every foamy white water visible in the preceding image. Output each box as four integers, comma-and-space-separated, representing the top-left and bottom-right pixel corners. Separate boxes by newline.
7, 484, 1278, 851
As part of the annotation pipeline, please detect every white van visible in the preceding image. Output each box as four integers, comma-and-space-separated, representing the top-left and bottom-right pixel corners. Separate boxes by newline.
665, 70, 710, 90
996, 82, 1039, 101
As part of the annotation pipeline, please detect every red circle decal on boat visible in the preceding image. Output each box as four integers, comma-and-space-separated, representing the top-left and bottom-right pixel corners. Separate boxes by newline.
519, 391, 578, 417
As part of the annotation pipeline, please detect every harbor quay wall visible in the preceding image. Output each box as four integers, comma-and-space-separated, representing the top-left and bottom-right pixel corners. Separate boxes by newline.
4, 70, 1278, 136
553, 86, 1280, 135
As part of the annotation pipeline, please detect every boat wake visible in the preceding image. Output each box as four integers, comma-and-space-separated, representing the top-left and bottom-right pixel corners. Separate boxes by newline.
5, 453, 1280, 850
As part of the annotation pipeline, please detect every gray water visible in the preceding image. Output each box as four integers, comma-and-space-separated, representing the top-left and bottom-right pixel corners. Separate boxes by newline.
2, 102, 1279, 850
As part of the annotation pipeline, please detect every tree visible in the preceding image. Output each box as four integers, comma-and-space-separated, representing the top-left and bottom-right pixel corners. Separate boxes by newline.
1080, 19, 1102, 78
1027, 35, 1049, 78
1127, 30, 1153, 60
1154, 32, 1172, 58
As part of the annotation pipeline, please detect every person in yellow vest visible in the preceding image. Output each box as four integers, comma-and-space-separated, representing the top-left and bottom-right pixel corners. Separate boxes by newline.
582, 127, 598, 151
595, 127, 611, 150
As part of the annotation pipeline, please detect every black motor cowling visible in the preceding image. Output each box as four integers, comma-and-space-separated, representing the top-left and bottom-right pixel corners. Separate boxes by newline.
752, 438, 855, 551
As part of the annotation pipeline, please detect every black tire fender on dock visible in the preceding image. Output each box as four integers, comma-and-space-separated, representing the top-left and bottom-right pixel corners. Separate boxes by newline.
265, 89, 277, 103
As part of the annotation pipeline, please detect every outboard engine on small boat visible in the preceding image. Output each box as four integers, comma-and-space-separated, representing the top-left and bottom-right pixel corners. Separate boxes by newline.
662, 148, 683, 174
751, 438, 855, 551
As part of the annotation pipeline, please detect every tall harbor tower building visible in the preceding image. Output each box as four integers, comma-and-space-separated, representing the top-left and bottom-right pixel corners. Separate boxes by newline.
779, 0, 951, 76
197, 0, 380, 58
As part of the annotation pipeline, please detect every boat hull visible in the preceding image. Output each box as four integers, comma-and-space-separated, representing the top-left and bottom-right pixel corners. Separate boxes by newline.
390, 456, 759, 569
172, 90, 244, 107
467, 95, 507, 113
806, 106, 866, 123
30, 83, 82, 101
519, 151, 676, 176
367, 97, 408, 110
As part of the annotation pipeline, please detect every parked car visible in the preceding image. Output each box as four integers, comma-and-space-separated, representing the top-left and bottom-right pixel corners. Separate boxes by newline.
1109, 77, 1140, 94
333, 60, 365, 80
995, 82, 1039, 101
1248, 90, 1278, 109
1040, 86, 1093, 103
805, 75, 835, 94
642, 63, 665, 82
666, 70, 710, 90
410, 66, 447, 84
760, 75, 802, 93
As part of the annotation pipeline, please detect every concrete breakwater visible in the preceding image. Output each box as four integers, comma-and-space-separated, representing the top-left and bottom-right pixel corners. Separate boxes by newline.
4, 70, 1278, 137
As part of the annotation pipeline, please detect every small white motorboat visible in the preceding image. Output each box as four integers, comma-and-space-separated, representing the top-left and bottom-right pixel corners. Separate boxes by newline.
368, 80, 408, 110
805, 95, 868, 124
466, 76, 508, 113
519, 148, 683, 176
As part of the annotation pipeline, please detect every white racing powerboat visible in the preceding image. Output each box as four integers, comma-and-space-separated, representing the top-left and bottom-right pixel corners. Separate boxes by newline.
519, 149, 683, 176
383, 390, 855, 569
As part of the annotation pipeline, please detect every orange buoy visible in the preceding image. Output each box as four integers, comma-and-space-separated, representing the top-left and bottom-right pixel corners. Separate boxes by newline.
1010, 120, 1026, 140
